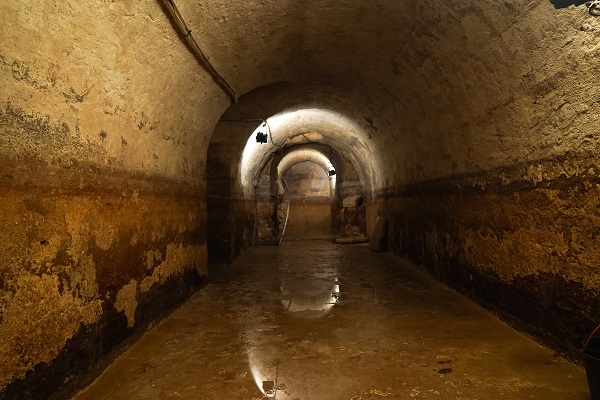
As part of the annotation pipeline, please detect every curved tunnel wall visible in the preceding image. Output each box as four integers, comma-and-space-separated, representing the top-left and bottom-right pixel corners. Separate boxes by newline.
0, 1, 229, 397
1, 0, 600, 397
276, 148, 336, 197
238, 107, 378, 197
201, 1, 600, 359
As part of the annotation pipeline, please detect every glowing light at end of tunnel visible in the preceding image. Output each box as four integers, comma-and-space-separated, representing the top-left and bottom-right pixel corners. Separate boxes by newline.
240, 109, 381, 196
277, 148, 337, 193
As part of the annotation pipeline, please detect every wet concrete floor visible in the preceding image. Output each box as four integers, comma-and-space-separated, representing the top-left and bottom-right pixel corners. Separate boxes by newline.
73, 240, 589, 400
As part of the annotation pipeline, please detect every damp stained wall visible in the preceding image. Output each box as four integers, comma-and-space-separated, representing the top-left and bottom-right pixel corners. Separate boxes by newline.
2, 0, 600, 397
0, 1, 228, 397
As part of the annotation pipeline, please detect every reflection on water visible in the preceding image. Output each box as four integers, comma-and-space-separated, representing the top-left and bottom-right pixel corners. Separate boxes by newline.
279, 263, 340, 317
246, 324, 283, 399
248, 347, 277, 398
247, 262, 340, 398
280, 277, 340, 316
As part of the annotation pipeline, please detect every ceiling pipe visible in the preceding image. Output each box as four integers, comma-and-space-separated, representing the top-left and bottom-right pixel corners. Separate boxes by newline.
161, 0, 237, 104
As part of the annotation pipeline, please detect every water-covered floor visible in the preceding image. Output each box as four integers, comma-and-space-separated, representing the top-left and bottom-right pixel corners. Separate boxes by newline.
73, 241, 589, 400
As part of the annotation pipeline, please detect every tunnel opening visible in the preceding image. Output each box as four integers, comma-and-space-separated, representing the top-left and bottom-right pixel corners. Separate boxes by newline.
256, 143, 338, 244
253, 141, 369, 245
281, 160, 332, 241
207, 102, 377, 259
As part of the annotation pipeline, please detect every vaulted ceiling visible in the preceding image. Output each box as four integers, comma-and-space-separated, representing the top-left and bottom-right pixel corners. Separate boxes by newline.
201, 0, 596, 190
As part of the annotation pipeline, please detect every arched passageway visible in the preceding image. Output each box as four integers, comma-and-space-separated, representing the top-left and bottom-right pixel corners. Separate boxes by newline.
279, 159, 333, 241
207, 97, 374, 253
2, 1, 600, 398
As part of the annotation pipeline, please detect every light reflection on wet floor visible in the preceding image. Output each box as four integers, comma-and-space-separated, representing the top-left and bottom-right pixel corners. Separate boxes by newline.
73, 240, 589, 400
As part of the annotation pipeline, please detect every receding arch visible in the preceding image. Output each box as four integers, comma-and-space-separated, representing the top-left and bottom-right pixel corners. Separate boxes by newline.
276, 148, 337, 197
207, 85, 385, 259
239, 108, 380, 198
276, 149, 336, 242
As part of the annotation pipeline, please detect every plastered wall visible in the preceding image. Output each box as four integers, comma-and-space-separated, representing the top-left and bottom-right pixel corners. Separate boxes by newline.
0, 1, 228, 397
376, 151, 600, 359
283, 161, 330, 201
3, 0, 600, 397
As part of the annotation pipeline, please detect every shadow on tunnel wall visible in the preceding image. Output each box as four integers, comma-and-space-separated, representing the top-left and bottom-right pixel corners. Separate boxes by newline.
549, 0, 587, 8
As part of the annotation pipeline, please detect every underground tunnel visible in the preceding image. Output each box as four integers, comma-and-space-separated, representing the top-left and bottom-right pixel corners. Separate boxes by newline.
1, 0, 600, 399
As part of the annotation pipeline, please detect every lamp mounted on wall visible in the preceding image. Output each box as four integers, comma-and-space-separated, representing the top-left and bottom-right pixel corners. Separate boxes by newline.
218, 118, 282, 146
256, 123, 268, 144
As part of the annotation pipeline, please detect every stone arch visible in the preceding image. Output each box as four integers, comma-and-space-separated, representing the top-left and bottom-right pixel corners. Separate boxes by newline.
251, 142, 368, 244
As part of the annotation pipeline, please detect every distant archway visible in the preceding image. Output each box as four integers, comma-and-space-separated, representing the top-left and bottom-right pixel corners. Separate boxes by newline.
279, 156, 333, 241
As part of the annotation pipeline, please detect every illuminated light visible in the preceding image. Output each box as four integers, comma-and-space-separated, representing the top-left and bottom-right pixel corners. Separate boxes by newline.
248, 353, 266, 394
241, 122, 274, 189
262, 380, 276, 398
331, 284, 340, 303
240, 109, 381, 196
256, 131, 268, 144
276, 148, 337, 195
248, 348, 278, 399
